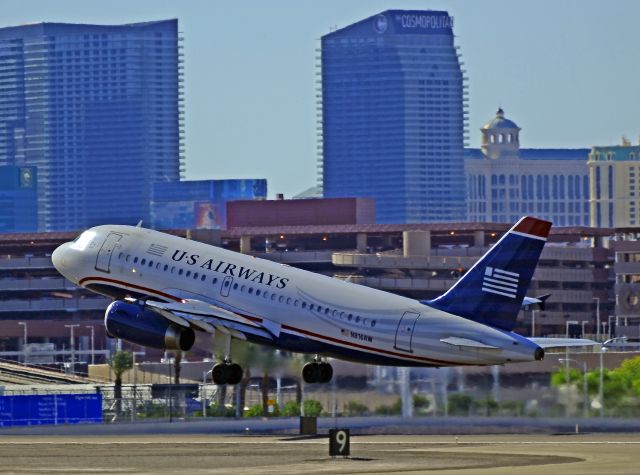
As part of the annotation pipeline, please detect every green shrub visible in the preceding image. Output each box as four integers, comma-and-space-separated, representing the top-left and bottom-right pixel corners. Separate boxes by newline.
303, 399, 323, 417
374, 398, 402, 415
344, 400, 369, 416
244, 404, 263, 417
282, 401, 300, 416
448, 394, 473, 416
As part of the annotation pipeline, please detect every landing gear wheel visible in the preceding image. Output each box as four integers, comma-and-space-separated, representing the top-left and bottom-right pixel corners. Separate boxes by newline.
318, 362, 333, 383
228, 363, 243, 385
212, 363, 229, 385
302, 362, 320, 383
212, 362, 243, 385
302, 362, 333, 384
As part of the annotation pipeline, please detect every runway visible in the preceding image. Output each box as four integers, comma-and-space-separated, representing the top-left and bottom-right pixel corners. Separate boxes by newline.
0, 434, 638, 474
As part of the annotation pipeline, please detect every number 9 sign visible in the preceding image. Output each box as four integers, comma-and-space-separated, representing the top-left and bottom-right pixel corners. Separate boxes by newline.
329, 428, 350, 457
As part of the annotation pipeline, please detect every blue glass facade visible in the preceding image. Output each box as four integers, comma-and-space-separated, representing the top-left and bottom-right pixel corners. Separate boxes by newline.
151, 179, 267, 229
0, 21, 183, 231
0, 166, 37, 232
321, 10, 467, 223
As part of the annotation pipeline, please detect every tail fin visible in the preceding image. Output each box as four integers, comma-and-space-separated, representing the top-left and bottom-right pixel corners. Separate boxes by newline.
424, 216, 551, 331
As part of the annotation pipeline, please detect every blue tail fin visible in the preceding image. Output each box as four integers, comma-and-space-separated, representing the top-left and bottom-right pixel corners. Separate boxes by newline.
424, 216, 551, 331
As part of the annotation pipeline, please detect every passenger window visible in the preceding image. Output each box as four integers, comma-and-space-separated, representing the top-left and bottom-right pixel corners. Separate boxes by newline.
348, 314, 353, 321
371, 320, 377, 328
294, 299, 299, 307
324, 308, 330, 315
149, 260, 153, 267
185, 270, 191, 278
178, 269, 183, 275
193, 272, 199, 279
212, 277, 218, 284
141, 259, 146, 265
164, 264, 168, 271
133, 257, 138, 264
355, 316, 361, 323
248, 287, 254, 294
271, 294, 276, 301
118, 252, 123, 259
126, 255, 131, 263
286, 297, 291, 305
332, 310, 338, 317
233, 283, 238, 290
279, 296, 284, 303
241, 285, 246, 292
309, 304, 314, 311
340, 312, 345, 319
255, 289, 260, 296
201, 274, 206, 282
156, 263, 160, 269
317, 306, 322, 313
302, 302, 307, 309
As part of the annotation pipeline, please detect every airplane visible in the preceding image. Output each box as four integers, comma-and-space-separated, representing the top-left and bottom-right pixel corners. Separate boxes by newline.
51, 216, 593, 385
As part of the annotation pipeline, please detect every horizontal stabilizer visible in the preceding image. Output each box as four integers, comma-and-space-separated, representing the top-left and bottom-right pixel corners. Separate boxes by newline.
529, 337, 597, 348
440, 337, 499, 349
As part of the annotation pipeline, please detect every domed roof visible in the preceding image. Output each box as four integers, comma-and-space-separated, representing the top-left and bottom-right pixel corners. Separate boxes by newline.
481, 108, 520, 130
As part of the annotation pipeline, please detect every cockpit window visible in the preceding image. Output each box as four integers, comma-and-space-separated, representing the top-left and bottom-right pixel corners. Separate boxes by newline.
70, 230, 97, 251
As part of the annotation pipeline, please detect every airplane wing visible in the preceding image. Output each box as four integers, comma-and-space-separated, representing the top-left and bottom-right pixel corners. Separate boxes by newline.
135, 298, 281, 341
529, 337, 597, 348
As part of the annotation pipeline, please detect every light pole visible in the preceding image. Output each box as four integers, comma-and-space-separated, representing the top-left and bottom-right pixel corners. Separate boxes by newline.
559, 357, 588, 418
599, 337, 627, 418
85, 325, 95, 365
581, 320, 589, 338
565, 320, 579, 338
593, 297, 600, 341
17, 321, 28, 364
64, 324, 80, 374
531, 310, 538, 338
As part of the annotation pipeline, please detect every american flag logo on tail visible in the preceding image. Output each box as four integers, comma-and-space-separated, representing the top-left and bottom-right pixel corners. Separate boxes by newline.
482, 266, 519, 299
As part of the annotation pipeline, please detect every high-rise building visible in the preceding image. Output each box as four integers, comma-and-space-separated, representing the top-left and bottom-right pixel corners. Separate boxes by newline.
0, 20, 183, 231
151, 179, 267, 230
466, 108, 590, 226
589, 141, 640, 227
320, 10, 467, 224
0, 165, 37, 232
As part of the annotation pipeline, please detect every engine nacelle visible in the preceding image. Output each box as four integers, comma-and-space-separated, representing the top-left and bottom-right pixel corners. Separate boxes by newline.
105, 300, 195, 351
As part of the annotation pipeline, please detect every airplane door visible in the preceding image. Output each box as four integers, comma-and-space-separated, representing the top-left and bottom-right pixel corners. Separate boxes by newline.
220, 276, 233, 297
394, 311, 420, 353
95, 232, 123, 273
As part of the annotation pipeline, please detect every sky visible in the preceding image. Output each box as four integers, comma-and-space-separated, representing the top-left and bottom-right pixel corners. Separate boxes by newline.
2, 0, 639, 198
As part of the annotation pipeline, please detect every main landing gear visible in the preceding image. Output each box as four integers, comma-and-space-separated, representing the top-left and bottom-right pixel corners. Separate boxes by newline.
302, 357, 333, 384
211, 360, 243, 385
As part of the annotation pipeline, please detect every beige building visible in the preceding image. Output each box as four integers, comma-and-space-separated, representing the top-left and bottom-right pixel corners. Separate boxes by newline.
466, 109, 590, 226
589, 141, 640, 228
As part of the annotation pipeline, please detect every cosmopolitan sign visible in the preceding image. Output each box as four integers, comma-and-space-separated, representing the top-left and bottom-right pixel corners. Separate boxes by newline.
373, 12, 454, 35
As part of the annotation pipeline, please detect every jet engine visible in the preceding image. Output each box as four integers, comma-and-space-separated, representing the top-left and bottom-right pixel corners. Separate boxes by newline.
104, 300, 195, 351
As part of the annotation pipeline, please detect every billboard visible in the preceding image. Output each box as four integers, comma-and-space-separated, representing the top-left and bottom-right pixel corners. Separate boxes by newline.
0, 394, 102, 427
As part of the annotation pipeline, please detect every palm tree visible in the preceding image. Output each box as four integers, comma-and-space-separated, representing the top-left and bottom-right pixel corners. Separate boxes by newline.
108, 350, 133, 417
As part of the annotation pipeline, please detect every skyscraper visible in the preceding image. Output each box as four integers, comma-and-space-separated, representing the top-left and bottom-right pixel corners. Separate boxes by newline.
0, 20, 183, 231
320, 10, 467, 223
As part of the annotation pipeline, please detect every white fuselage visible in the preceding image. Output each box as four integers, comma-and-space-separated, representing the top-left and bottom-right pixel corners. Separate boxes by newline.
52, 225, 540, 367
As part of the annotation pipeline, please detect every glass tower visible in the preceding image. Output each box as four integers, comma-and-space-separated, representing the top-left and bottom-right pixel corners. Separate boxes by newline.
320, 10, 467, 223
0, 20, 183, 231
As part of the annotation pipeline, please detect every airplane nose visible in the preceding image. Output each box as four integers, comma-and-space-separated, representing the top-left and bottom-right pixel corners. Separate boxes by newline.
52, 244, 67, 271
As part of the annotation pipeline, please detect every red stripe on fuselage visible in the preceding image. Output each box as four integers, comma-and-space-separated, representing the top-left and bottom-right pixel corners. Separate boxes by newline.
79, 275, 465, 366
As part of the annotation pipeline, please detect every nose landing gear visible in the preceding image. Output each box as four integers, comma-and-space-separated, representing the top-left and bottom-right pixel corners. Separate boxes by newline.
302, 357, 333, 384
